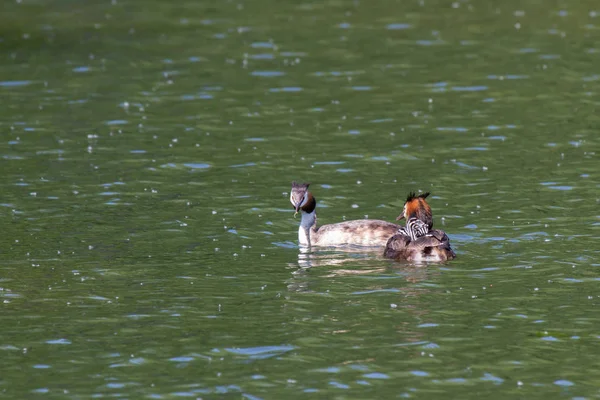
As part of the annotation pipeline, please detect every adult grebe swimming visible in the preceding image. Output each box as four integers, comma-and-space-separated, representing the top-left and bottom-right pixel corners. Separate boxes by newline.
290, 182, 399, 247
384, 192, 456, 262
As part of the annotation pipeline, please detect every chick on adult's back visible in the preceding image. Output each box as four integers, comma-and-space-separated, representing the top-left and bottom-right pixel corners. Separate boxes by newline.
290, 182, 399, 247
384, 192, 456, 262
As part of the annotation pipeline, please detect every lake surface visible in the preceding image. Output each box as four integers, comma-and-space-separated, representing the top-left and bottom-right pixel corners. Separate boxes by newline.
1, 0, 599, 398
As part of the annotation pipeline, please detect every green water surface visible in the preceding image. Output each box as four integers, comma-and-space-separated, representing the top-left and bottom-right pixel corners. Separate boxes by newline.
1, 0, 599, 398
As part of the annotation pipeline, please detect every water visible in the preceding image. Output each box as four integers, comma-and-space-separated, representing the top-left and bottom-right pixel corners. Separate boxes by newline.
1, 0, 599, 398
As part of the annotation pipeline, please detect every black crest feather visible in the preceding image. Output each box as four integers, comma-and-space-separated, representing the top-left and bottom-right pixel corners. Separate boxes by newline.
406, 191, 430, 202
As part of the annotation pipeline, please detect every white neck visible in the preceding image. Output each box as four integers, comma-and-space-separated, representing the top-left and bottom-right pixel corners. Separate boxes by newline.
298, 210, 317, 246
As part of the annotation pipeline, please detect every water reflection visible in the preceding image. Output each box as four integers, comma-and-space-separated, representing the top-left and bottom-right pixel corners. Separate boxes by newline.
295, 246, 384, 269
287, 246, 439, 294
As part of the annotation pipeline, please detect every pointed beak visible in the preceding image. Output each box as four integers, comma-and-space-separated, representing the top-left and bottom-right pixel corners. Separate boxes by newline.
395, 211, 405, 221
293, 204, 300, 218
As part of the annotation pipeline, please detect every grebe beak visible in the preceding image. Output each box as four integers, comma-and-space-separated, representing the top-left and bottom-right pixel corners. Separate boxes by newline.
294, 204, 301, 217
396, 210, 405, 221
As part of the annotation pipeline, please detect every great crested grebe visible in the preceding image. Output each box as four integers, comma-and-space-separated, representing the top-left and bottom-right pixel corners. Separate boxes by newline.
290, 182, 399, 247
384, 192, 456, 262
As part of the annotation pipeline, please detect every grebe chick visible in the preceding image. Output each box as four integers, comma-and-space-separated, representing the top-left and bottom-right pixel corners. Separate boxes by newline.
384, 191, 456, 262
290, 182, 399, 247
396, 192, 433, 230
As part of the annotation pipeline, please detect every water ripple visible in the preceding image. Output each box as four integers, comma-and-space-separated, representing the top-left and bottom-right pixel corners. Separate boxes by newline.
224, 345, 295, 360
0, 80, 33, 87
387, 23, 412, 30
269, 87, 303, 92
251, 71, 285, 77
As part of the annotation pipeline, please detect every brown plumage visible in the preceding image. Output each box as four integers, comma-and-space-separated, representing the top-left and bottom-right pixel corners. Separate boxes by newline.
290, 182, 399, 247
396, 192, 433, 230
384, 229, 455, 262
385, 191, 456, 262
291, 181, 314, 214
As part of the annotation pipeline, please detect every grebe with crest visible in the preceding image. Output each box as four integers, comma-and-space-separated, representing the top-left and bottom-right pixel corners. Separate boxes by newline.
384, 192, 456, 262
290, 182, 399, 247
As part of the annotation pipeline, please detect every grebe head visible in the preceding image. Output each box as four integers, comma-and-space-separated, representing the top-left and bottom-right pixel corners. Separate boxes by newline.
396, 191, 433, 229
290, 182, 315, 216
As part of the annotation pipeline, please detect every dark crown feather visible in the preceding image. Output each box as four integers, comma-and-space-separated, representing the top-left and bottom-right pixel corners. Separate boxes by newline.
292, 181, 310, 189
406, 191, 430, 203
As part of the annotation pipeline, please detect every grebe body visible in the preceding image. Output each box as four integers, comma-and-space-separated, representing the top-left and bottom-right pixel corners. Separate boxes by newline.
384, 192, 456, 262
290, 182, 399, 247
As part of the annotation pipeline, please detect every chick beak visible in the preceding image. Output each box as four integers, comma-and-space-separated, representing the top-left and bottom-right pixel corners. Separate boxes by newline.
395, 211, 405, 221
